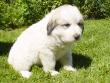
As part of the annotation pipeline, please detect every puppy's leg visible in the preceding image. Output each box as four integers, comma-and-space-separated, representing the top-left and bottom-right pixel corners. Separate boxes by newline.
20, 71, 32, 78
60, 51, 76, 71
14, 62, 32, 78
39, 52, 59, 76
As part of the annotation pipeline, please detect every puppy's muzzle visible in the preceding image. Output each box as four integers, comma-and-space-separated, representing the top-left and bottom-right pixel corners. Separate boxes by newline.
74, 34, 80, 40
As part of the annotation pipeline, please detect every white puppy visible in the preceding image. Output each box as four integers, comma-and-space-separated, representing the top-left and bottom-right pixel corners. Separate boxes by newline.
8, 4, 84, 78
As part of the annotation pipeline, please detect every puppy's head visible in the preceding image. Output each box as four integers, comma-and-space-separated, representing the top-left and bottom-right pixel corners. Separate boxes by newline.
47, 5, 84, 43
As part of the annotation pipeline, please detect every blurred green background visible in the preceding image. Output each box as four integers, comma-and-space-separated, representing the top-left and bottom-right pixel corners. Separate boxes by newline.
0, 0, 110, 30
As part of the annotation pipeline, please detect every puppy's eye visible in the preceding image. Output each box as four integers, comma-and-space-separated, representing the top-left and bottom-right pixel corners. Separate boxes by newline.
77, 22, 84, 28
63, 23, 70, 27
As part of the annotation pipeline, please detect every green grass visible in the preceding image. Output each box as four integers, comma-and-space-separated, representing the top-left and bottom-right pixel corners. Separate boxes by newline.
0, 19, 110, 83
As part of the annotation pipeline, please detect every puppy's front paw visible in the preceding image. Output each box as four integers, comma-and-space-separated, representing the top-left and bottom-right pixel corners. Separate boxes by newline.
20, 71, 32, 78
64, 66, 76, 71
50, 70, 59, 76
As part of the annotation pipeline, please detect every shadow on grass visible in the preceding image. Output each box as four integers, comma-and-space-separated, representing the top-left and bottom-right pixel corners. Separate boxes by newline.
0, 42, 13, 56
72, 53, 92, 69
56, 53, 92, 70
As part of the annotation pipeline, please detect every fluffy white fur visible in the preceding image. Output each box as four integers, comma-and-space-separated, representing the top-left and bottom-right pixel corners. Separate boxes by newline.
8, 5, 84, 78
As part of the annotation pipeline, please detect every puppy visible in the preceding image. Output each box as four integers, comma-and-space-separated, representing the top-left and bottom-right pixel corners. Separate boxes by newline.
8, 4, 84, 78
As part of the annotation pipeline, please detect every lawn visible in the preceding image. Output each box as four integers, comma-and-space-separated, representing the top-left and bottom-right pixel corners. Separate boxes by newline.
0, 19, 110, 83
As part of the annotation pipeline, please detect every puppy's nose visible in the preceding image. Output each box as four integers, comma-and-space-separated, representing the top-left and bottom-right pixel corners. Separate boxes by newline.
74, 34, 80, 40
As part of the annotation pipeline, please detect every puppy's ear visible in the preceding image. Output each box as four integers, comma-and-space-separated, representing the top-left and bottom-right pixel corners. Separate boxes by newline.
47, 19, 57, 35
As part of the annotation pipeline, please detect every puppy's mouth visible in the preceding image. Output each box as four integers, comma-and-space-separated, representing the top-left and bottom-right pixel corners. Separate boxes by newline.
61, 38, 77, 44
60, 35, 81, 44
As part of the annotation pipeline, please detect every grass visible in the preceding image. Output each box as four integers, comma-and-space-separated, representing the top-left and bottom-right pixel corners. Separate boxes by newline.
0, 19, 110, 83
